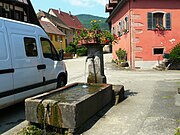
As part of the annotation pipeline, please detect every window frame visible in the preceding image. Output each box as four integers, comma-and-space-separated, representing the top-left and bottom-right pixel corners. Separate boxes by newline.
153, 48, 164, 55
147, 12, 171, 30
153, 13, 164, 28
40, 37, 60, 61
118, 16, 129, 37
24, 37, 38, 57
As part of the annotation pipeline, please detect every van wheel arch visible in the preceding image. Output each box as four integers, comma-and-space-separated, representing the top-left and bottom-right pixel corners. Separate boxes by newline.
57, 73, 67, 88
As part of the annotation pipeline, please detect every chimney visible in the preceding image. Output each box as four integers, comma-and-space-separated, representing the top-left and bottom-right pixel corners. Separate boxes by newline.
58, 8, 61, 14
69, 11, 72, 16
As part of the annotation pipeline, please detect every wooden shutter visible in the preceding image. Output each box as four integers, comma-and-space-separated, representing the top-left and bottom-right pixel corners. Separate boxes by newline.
147, 12, 153, 30
125, 16, 129, 31
119, 21, 122, 36
165, 13, 171, 30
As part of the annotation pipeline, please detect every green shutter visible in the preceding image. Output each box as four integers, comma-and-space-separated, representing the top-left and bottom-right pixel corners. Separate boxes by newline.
125, 16, 129, 31
166, 13, 171, 30
147, 12, 153, 30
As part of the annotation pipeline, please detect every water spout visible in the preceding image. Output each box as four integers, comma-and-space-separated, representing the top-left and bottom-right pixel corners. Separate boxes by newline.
82, 59, 88, 88
86, 55, 97, 83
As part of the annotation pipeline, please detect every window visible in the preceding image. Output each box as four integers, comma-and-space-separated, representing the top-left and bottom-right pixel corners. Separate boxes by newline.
0, 2, 27, 21
118, 16, 129, 37
154, 13, 163, 27
55, 35, 62, 42
112, 27, 115, 35
147, 12, 171, 30
125, 16, 129, 31
14, 10, 24, 21
24, 37, 38, 57
153, 48, 164, 55
40, 37, 59, 61
48, 34, 53, 41
118, 21, 122, 36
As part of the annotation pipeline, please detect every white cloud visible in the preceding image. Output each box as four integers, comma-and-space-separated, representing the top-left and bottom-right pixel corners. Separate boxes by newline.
67, 0, 92, 7
94, 0, 108, 6
67, 0, 108, 7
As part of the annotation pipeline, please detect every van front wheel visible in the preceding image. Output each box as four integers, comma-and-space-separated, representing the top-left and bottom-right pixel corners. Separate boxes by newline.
57, 76, 66, 88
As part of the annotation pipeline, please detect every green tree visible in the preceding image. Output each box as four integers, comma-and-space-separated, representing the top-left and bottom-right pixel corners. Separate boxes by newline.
169, 43, 180, 63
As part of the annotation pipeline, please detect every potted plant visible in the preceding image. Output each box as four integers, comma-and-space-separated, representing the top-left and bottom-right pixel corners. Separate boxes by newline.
123, 29, 128, 34
155, 24, 165, 31
75, 20, 116, 45
115, 48, 129, 67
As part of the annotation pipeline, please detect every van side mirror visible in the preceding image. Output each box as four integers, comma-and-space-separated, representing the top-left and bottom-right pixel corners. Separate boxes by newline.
59, 49, 64, 61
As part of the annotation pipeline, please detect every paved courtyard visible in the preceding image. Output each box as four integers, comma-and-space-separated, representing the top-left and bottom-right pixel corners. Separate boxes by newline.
2, 53, 180, 135
65, 54, 180, 135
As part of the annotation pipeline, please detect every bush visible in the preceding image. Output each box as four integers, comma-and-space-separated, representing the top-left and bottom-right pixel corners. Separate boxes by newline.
18, 125, 68, 135
77, 46, 87, 56
65, 45, 75, 54
18, 125, 43, 135
169, 43, 180, 63
116, 48, 127, 61
65, 42, 78, 54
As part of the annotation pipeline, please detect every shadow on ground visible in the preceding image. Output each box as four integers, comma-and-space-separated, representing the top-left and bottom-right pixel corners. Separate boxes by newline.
77, 103, 112, 134
124, 89, 138, 98
0, 102, 25, 134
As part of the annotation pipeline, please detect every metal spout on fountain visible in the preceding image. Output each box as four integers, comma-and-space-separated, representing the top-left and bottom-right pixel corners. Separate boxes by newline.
86, 55, 95, 62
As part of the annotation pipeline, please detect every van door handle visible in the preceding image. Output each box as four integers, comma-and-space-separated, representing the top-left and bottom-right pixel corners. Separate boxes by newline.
37, 64, 46, 70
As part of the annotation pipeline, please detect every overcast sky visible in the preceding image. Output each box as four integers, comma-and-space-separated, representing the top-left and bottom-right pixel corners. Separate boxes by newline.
31, 0, 109, 17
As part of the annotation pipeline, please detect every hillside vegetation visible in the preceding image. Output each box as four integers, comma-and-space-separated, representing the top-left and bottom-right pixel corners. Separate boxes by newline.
77, 14, 109, 31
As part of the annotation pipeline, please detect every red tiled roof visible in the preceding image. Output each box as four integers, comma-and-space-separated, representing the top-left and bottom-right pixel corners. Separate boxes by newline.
37, 10, 70, 30
51, 9, 84, 30
40, 21, 65, 35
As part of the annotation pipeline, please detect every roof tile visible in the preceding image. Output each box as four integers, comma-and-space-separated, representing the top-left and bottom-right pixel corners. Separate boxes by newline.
51, 9, 84, 30
40, 21, 65, 35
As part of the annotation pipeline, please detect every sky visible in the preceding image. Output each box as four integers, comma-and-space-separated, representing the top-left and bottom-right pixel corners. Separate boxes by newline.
31, 0, 109, 18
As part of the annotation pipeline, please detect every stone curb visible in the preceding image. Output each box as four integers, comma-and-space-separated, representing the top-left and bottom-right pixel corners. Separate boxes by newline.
2, 120, 29, 135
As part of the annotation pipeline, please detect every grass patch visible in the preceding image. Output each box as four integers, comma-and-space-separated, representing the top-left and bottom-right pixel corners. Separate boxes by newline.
175, 128, 180, 135
17, 124, 68, 135
162, 96, 173, 99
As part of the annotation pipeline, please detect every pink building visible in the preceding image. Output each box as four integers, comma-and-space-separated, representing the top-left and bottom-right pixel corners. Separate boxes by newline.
106, 0, 180, 69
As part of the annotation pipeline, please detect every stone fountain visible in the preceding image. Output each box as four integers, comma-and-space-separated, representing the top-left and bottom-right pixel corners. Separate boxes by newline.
25, 83, 112, 134
85, 43, 106, 83
25, 42, 125, 134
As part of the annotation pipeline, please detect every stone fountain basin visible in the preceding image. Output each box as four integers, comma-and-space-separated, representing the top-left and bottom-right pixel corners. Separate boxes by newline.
25, 83, 112, 130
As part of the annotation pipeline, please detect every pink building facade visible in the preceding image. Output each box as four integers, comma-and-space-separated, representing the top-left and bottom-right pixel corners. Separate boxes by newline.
106, 0, 180, 69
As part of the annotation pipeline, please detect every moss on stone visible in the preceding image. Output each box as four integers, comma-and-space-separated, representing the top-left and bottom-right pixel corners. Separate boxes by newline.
49, 103, 63, 128
37, 103, 45, 124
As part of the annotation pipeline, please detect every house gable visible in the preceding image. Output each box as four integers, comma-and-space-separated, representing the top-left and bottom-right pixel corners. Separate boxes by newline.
37, 10, 70, 30
49, 8, 84, 30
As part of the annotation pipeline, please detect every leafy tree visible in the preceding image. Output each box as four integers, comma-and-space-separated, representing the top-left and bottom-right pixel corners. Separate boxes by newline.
169, 43, 180, 63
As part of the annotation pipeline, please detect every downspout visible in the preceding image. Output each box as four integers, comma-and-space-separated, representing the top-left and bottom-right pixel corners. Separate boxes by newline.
129, 0, 132, 68
129, 0, 135, 69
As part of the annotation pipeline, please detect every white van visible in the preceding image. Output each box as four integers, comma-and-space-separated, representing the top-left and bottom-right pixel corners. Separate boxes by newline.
0, 17, 67, 109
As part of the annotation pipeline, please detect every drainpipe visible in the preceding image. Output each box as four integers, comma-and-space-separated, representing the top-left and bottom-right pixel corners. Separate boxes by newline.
129, 0, 135, 69
129, 0, 132, 68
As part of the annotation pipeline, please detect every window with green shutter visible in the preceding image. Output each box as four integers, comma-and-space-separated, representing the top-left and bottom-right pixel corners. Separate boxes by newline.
147, 12, 153, 30
147, 12, 171, 30
165, 13, 171, 30
125, 16, 129, 31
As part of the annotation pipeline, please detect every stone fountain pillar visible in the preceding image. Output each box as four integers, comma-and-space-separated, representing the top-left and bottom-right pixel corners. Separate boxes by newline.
85, 43, 106, 83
